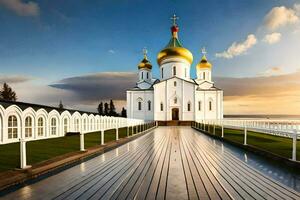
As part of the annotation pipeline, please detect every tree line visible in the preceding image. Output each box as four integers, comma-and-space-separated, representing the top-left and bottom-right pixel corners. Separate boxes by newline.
97, 100, 126, 117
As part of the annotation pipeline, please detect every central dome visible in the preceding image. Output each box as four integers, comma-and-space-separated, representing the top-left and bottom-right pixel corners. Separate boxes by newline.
157, 25, 193, 65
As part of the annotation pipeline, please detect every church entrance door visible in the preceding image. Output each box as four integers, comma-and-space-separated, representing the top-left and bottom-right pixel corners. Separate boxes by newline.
172, 108, 179, 120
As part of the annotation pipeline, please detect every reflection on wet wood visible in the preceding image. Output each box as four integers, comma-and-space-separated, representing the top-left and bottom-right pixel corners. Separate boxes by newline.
2, 127, 300, 200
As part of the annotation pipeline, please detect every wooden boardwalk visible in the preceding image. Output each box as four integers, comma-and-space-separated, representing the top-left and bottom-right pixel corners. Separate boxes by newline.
1, 127, 300, 200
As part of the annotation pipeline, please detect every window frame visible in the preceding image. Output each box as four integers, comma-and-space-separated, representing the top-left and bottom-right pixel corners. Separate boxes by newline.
37, 117, 44, 137
8, 115, 18, 139
50, 118, 57, 135
173, 66, 176, 76
148, 101, 151, 111
25, 116, 33, 138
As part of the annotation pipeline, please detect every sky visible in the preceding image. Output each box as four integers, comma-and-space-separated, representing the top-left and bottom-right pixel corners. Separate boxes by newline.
0, 0, 300, 115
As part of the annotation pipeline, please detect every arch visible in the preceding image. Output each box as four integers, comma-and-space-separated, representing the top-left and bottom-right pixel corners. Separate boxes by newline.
95, 115, 100, 130
137, 97, 143, 111
82, 113, 89, 132
22, 107, 36, 139
89, 114, 95, 131
5, 105, 22, 141
208, 98, 213, 111
173, 66, 176, 76
48, 110, 60, 136
0, 105, 4, 143
36, 109, 48, 137
187, 101, 191, 111
71, 111, 81, 132
61, 111, 71, 135
147, 100, 151, 111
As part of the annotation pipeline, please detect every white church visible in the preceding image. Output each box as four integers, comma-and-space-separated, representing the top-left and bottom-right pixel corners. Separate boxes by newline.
127, 15, 223, 122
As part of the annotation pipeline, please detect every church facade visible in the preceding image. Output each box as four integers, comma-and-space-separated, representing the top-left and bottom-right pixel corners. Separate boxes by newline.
127, 16, 223, 121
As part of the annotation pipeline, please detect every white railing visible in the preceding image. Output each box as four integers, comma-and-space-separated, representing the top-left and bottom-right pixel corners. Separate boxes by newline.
198, 119, 300, 139
192, 119, 299, 162
18, 118, 157, 169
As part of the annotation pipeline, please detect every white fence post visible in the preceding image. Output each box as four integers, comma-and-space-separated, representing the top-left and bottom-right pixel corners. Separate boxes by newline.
20, 138, 30, 169
244, 123, 247, 146
221, 123, 224, 138
213, 122, 216, 135
116, 127, 119, 141
292, 130, 297, 161
101, 130, 104, 145
80, 132, 85, 151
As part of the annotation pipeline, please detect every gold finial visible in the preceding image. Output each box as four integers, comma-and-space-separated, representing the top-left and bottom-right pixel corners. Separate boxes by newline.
171, 14, 179, 26
142, 47, 148, 59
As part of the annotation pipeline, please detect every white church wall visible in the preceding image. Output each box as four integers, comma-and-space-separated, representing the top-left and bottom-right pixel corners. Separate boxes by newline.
126, 90, 154, 121
160, 58, 191, 81
154, 81, 167, 121
154, 77, 195, 121
195, 90, 223, 121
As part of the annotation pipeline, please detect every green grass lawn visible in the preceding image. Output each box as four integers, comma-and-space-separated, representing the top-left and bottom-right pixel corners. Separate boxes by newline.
0, 124, 155, 172
195, 123, 300, 160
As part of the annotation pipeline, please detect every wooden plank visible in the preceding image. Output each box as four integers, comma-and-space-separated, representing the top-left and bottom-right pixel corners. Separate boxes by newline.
134, 134, 171, 200
165, 128, 188, 200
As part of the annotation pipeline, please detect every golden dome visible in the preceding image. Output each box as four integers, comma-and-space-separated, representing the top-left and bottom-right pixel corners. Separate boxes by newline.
138, 57, 152, 70
157, 25, 193, 65
196, 55, 212, 70
157, 46, 193, 65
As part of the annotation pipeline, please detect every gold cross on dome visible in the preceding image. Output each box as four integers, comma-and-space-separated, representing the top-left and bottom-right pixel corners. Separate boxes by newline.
201, 47, 207, 55
171, 14, 179, 26
142, 47, 148, 58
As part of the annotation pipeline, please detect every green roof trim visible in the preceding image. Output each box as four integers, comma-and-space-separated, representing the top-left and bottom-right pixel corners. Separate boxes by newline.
165, 37, 183, 48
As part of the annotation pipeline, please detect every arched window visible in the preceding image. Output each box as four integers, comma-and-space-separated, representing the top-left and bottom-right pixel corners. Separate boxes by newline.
160, 103, 163, 111
141, 72, 144, 79
90, 119, 93, 130
187, 102, 191, 111
83, 119, 87, 131
25, 116, 32, 138
63, 118, 68, 134
138, 102, 142, 111
209, 101, 213, 111
174, 81, 177, 87
173, 66, 176, 76
198, 101, 201, 111
203, 72, 206, 80
161, 68, 164, 79
75, 118, 80, 132
51, 118, 57, 135
174, 97, 177, 104
147, 72, 149, 79
37, 117, 44, 136
8, 115, 18, 139
148, 101, 151, 111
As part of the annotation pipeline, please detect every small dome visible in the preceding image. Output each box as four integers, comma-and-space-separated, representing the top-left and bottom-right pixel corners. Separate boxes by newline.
138, 57, 152, 70
196, 55, 212, 70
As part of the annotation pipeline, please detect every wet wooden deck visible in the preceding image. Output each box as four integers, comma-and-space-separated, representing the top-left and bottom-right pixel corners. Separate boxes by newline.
1, 127, 300, 200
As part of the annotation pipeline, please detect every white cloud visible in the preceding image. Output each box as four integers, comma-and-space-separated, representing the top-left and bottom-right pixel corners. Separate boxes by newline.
108, 49, 115, 54
262, 32, 281, 44
264, 6, 299, 30
0, 0, 40, 17
215, 34, 257, 59
257, 67, 284, 77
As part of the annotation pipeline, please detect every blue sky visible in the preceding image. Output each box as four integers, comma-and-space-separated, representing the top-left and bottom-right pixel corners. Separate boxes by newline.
0, 0, 300, 114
